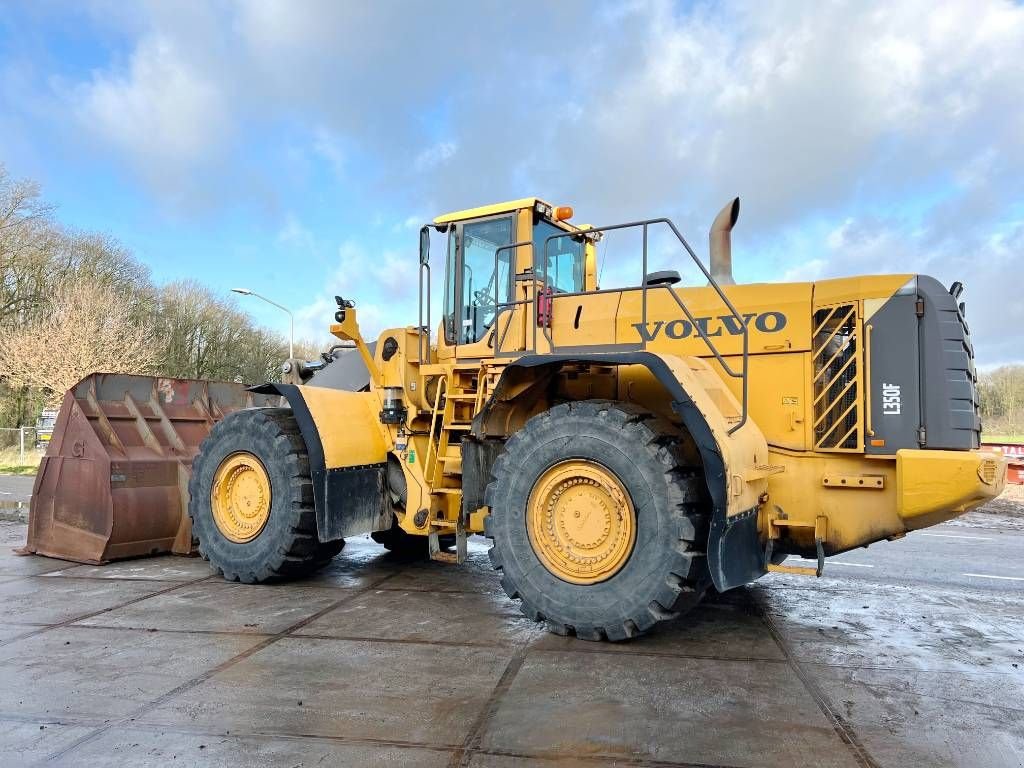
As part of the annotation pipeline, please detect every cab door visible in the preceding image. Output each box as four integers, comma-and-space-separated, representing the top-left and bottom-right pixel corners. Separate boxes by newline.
443, 214, 515, 359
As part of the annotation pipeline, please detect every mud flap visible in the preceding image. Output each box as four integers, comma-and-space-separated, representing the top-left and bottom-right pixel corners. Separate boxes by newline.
251, 382, 389, 543
322, 465, 388, 540
707, 506, 767, 590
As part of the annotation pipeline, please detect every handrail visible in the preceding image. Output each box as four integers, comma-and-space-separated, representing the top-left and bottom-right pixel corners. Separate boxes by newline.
539, 218, 749, 434
417, 258, 431, 363
423, 374, 448, 486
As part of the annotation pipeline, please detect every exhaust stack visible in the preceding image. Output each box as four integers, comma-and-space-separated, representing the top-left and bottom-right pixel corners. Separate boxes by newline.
709, 197, 740, 286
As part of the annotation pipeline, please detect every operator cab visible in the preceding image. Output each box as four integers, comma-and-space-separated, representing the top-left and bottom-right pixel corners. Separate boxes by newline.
426, 198, 597, 354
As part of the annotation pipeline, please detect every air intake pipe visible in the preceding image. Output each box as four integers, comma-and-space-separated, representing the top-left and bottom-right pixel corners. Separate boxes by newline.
709, 197, 740, 286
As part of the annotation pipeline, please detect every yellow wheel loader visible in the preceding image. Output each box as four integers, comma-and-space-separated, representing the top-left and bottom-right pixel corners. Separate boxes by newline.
187, 197, 1006, 641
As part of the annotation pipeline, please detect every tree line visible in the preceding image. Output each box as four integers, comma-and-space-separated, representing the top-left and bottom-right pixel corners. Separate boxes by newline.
2, 164, 1021, 438
978, 365, 1024, 439
0, 165, 315, 428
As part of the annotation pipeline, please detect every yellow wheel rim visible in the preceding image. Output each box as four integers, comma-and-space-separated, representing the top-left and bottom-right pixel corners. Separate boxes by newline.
526, 460, 636, 585
211, 452, 272, 543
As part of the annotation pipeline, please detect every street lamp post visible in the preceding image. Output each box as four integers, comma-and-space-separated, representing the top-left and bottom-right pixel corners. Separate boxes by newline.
232, 288, 295, 360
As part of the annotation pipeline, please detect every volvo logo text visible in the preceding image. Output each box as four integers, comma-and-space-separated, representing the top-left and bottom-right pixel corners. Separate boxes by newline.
632, 311, 787, 342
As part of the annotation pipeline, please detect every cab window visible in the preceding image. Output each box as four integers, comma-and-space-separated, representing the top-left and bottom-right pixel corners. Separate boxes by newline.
534, 219, 584, 293
444, 216, 514, 346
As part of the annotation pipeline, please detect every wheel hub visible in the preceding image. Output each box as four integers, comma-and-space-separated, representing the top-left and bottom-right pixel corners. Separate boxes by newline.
211, 452, 272, 543
527, 460, 636, 584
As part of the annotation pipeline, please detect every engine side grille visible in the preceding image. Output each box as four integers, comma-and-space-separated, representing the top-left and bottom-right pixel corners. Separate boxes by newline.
812, 304, 861, 451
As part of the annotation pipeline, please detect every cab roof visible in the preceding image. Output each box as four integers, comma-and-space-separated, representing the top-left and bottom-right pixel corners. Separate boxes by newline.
434, 197, 551, 225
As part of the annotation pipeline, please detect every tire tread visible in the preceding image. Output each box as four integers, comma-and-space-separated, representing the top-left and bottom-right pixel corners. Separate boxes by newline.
483, 399, 710, 642
188, 407, 343, 584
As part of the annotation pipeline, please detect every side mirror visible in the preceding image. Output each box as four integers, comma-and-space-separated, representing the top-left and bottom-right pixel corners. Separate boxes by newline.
419, 226, 430, 265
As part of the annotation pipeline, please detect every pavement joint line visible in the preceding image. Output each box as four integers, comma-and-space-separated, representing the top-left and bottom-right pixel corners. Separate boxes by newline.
0, 572, 220, 649
473, 746, 751, 768
30, 574, 206, 583
916, 532, 993, 541
58, 623, 278, 639
57, 623, 520, 649
45, 623, 791, 663
293, 632, 520, 649
90, 719, 465, 753
372, 585, 498, 594
526, 645, 790, 664
754, 596, 882, 768
962, 572, 1024, 581
0, 712, 112, 728
447, 644, 529, 768
49, 718, 754, 768
5, 616, 796, 663
93, 724, 464, 753
39, 570, 401, 764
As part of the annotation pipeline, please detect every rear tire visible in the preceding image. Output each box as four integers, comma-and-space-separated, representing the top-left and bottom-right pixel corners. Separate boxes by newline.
485, 400, 709, 641
189, 408, 343, 583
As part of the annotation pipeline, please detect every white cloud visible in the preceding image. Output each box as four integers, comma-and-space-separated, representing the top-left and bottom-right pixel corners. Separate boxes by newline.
276, 213, 316, 251
74, 34, 230, 186
783, 215, 1024, 364
825, 220, 854, 251
294, 239, 422, 342
311, 126, 346, 178
35, 0, 1024, 362
781, 259, 826, 283
414, 141, 457, 173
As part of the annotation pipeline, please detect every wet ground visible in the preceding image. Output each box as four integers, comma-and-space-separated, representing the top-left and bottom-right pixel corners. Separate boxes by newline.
0, 474, 33, 521
0, 498, 1022, 767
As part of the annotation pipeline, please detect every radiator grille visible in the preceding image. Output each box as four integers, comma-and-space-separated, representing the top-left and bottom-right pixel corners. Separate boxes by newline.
812, 304, 861, 451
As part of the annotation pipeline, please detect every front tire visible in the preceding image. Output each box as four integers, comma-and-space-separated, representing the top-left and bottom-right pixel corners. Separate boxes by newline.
485, 400, 709, 641
189, 408, 343, 583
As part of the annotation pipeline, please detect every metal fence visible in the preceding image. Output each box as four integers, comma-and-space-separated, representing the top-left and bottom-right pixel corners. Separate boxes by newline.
0, 427, 42, 463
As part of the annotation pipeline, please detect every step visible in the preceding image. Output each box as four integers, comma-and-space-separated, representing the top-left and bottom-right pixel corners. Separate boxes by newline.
441, 458, 462, 475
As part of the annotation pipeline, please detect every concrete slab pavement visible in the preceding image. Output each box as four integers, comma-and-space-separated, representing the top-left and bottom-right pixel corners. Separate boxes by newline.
0, 520, 1020, 767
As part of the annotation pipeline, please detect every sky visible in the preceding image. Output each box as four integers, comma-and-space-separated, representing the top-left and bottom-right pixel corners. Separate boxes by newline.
1, 0, 1022, 365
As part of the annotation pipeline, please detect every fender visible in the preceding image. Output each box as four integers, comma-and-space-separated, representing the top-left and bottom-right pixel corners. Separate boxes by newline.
473, 352, 768, 591
250, 383, 389, 542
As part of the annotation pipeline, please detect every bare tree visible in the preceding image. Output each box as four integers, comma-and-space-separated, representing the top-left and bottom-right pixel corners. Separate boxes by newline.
979, 365, 1024, 437
0, 164, 57, 326
155, 280, 296, 383
0, 280, 159, 403
0, 166, 305, 424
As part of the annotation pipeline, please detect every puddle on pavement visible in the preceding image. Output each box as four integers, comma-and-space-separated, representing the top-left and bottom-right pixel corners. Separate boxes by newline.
0, 500, 29, 522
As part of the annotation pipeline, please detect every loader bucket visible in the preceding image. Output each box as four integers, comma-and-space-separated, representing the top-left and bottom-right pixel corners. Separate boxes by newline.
23, 373, 277, 564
